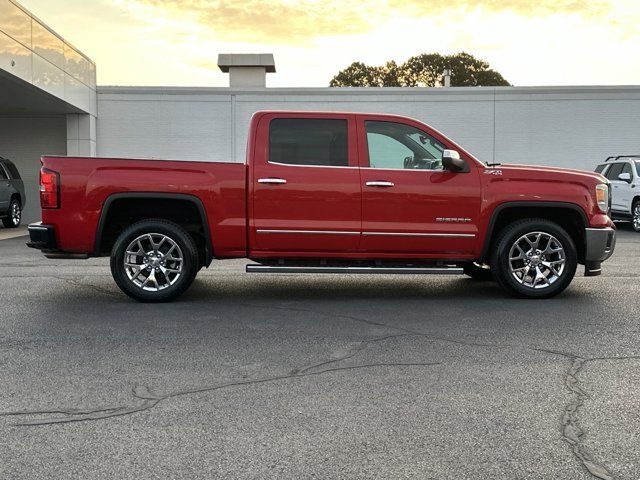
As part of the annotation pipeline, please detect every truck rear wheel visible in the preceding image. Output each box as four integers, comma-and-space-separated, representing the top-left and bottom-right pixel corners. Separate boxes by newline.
633, 200, 640, 232
490, 219, 577, 299
110, 219, 198, 302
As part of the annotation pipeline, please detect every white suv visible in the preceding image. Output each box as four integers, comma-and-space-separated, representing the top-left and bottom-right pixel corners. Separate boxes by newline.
595, 155, 640, 232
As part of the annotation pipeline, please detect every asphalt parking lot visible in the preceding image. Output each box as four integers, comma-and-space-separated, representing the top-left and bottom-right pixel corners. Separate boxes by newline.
1, 225, 639, 479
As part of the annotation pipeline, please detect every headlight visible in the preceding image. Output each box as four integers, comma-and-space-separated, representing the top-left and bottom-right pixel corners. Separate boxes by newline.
595, 184, 609, 213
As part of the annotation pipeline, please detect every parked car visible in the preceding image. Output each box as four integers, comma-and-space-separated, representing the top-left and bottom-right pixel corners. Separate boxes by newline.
27, 111, 616, 302
0, 157, 25, 228
595, 155, 640, 232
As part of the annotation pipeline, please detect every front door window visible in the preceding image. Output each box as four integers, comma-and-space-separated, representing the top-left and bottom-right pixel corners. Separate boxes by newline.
365, 121, 446, 170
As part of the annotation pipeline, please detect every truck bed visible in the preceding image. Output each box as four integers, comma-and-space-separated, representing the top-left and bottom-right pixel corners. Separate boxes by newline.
39, 156, 247, 257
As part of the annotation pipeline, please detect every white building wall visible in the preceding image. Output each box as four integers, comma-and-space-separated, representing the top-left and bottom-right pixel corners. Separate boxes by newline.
0, 115, 66, 222
97, 89, 232, 161
97, 86, 640, 171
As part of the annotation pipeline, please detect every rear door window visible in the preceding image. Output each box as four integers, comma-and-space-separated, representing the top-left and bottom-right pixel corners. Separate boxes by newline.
4, 163, 20, 179
269, 118, 348, 167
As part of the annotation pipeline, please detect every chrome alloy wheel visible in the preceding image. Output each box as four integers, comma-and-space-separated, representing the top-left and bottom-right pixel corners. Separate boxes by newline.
10, 202, 20, 226
633, 204, 640, 232
508, 231, 566, 289
123, 233, 183, 291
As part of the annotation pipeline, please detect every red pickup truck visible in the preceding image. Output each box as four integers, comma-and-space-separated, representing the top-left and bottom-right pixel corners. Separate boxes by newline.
28, 111, 616, 302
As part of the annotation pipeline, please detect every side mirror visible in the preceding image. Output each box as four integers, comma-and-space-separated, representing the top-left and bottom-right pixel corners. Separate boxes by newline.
442, 149, 469, 173
618, 172, 632, 183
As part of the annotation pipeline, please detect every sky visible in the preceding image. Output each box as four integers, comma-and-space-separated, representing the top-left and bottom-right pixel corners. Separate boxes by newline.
18, 0, 640, 87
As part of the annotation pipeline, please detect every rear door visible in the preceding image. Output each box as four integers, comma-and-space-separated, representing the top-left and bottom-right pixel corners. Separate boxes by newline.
0, 163, 10, 212
250, 113, 361, 253
356, 116, 481, 256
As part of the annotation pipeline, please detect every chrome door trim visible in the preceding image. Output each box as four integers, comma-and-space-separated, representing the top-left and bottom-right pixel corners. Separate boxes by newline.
257, 178, 287, 184
257, 229, 360, 236
268, 161, 358, 169
363, 231, 476, 238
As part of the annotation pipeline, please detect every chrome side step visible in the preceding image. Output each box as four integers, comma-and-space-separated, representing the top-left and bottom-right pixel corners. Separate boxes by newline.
246, 265, 464, 275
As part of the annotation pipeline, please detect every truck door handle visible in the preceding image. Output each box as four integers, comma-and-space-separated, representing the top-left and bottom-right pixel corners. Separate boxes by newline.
366, 181, 394, 187
258, 178, 287, 185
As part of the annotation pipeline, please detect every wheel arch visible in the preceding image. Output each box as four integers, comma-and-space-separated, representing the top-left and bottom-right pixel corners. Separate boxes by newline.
480, 202, 588, 264
94, 192, 213, 267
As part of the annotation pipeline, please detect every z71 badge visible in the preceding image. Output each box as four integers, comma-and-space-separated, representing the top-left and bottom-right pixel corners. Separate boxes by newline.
484, 169, 503, 175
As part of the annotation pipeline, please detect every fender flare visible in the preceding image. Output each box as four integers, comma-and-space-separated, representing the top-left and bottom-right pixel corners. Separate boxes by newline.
94, 192, 213, 266
479, 201, 588, 262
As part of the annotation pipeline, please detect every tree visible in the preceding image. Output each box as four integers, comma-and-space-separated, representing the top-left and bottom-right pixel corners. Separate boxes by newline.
328, 61, 401, 87
329, 52, 510, 87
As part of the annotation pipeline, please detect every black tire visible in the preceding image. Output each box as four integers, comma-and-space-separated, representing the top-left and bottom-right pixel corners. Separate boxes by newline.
110, 219, 199, 302
632, 200, 640, 233
463, 262, 493, 281
2, 198, 21, 228
490, 219, 577, 299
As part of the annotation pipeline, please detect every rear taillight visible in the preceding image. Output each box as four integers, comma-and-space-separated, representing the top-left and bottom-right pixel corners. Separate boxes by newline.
40, 168, 60, 209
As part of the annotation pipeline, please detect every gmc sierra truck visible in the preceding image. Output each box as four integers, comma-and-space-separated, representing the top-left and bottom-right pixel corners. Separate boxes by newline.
27, 111, 616, 302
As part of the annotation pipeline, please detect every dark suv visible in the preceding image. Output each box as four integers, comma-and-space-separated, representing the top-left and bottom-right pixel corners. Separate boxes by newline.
0, 157, 25, 228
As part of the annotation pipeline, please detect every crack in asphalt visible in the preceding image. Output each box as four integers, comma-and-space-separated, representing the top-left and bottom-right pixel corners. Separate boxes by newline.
2, 297, 638, 480
242, 303, 515, 351
260, 306, 639, 480
1, 362, 440, 426
534, 348, 640, 480
52, 276, 120, 298
0, 303, 506, 427
562, 356, 615, 480
0, 302, 446, 427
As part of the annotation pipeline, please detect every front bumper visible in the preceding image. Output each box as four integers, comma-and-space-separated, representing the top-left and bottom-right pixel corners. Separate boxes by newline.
583, 227, 616, 276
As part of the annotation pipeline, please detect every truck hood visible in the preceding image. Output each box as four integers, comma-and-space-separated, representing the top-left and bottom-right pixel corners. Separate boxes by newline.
487, 163, 606, 184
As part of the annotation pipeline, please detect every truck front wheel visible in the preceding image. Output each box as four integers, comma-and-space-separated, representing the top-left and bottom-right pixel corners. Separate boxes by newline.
110, 219, 199, 302
490, 219, 577, 299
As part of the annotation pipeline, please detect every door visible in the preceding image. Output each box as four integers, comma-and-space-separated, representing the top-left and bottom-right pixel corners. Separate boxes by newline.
250, 114, 362, 253
617, 162, 635, 212
605, 162, 632, 212
0, 164, 10, 212
357, 117, 481, 256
